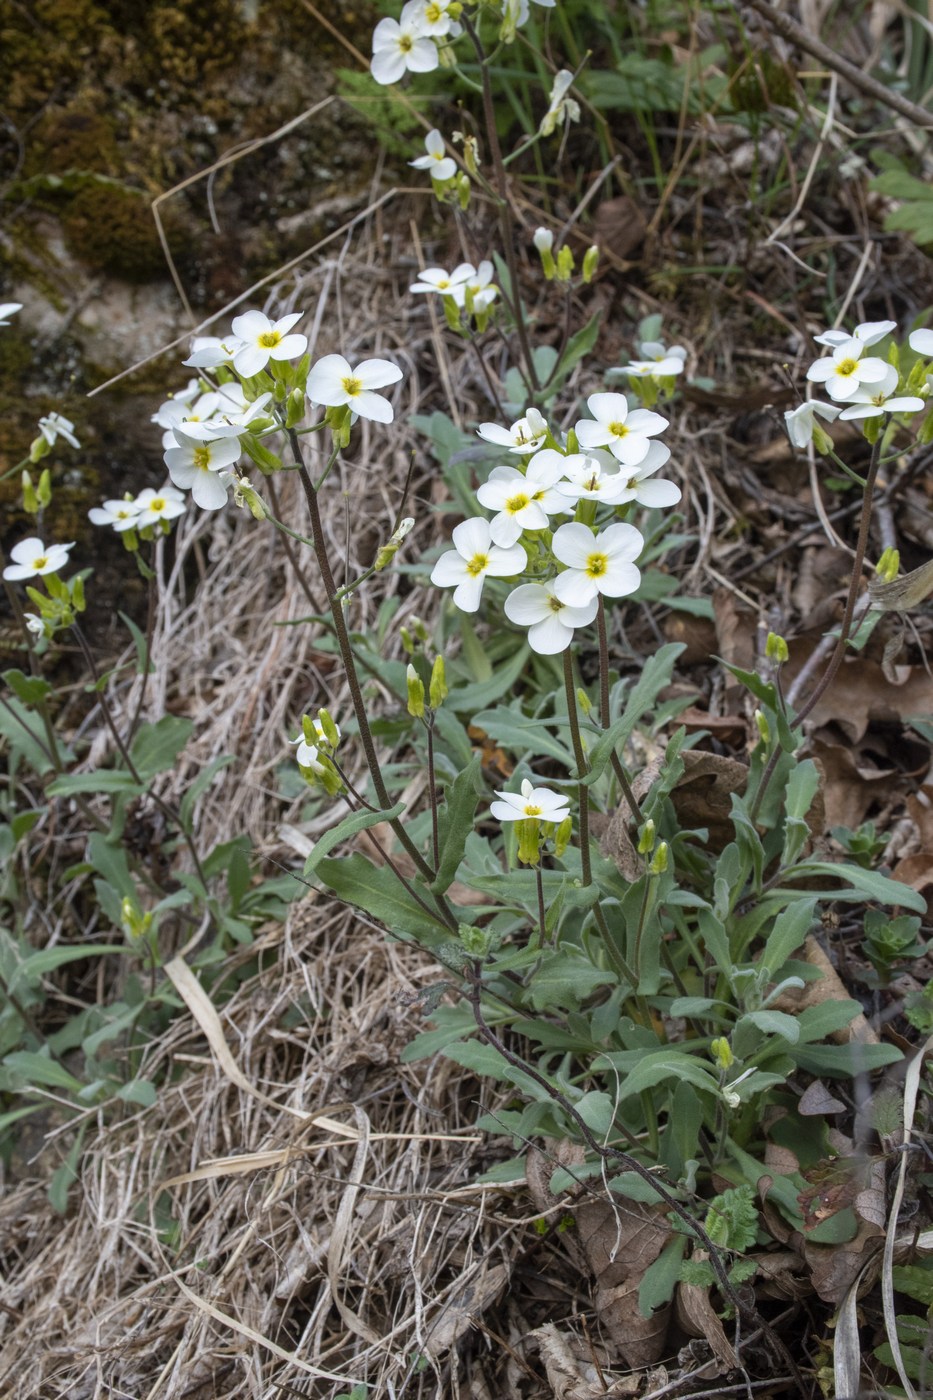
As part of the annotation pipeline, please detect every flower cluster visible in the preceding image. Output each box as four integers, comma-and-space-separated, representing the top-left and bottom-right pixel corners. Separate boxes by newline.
787, 320, 931, 448
155, 308, 403, 512
89, 486, 186, 534
410, 260, 498, 329
430, 393, 680, 652
370, 0, 556, 85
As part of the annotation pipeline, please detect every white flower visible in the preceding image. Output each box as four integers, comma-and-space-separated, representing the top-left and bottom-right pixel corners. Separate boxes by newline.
551, 521, 643, 606
539, 70, 580, 137
909, 328, 933, 357
164, 430, 241, 511
533, 228, 554, 253
623, 341, 687, 378
88, 497, 143, 532
37, 412, 80, 449
229, 310, 307, 378
806, 338, 890, 402
784, 399, 841, 448
461, 261, 497, 311
477, 408, 548, 455
307, 354, 403, 424
504, 579, 597, 654
574, 392, 668, 467
557, 442, 680, 508
430, 516, 526, 612
836, 363, 925, 420
491, 777, 570, 824
409, 263, 475, 300
609, 441, 681, 508
405, 0, 461, 37
476, 450, 567, 546
555, 451, 630, 506
133, 486, 186, 526
410, 128, 456, 182
0, 303, 23, 326
813, 320, 897, 349
292, 717, 340, 773
24, 613, 45, 637
371, 4, 439, 85
3, 537, 74, 581
182, 336, 238, 369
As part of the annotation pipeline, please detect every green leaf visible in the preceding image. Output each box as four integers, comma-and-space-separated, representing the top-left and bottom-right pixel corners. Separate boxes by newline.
793, 1000, 860, 1042
431, 757, 482, 894
49, 1129, 84, 1215
738, 1010, 800, 1043
313, 853, 450, 944
779, 861, 927, 912
782, 760, 820, 865
448, 642, 531, 714
804, 1207, 858, 1244
48, 770, 141, 796
179, 754, 236, 833
791, 1042, 903, 1076
528, 952, 617, 1011
471, 703, 575, 766
550, 308, 602, 388
579, 644, 685, 785
0, 695, 62, 774
118, 611, 156, 675
116, 1078, 157, 1107
761, 898, 817, 974
130, 715, 194, 778
3, 1050, 85, 1092
2, 668, 51, 705
10, 942, 125, 992
87, 831, 136, 900
303, 803, 406, 877
575, 1090, 615, 1137
596, 1049, 720, 1102
639, 1235, 687, 1317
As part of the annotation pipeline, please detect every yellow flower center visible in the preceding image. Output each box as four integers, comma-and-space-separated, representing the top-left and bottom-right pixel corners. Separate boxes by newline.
258, 331, 282, 349
426, 1, 442, 18
586, 552, 608, 578
523, 803, 543, 817
505, 492, 529, 514
400, 34, 413, 51
466, 553, 488, 576
341, 375, 363, 396
609, 421, 627, 437
193, 447, 211, 470
836, 358, 858, 377
547, 595, 564, 613
32, 555, 48, 569
150, 498, 165, 510
584, 472, 599, 491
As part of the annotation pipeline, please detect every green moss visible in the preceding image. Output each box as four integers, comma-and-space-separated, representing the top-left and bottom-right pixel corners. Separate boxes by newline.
61, 185, 183, 282
25, 105, 119, 179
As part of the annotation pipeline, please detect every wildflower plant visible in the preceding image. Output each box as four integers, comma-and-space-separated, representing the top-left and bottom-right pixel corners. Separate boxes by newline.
3, 0, 933, 1384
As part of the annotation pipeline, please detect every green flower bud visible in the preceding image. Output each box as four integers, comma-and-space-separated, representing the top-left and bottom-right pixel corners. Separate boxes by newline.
429, 654, 448, 709
649, 841, 669, 875
400, 626, 415, 656
864, 415, 882, 445
875, 547, 900, 584
457, 174, 471, 211
765, 631, 789, 665
582, 245, 599, 283
556, 245, 575, 282
459, 922, 493, 957
375, 516, 414, 571
920, 407, 933, 446
711, 1036, 734, 1071
637, 819, 656, 855
317, 708, 340, 750
755, 709, 770, 745
411, 616, 429, 643
407, 663, 426, 718
443, 296, 463, 332
285, 388, 307, 428
21, 471, 38, 514
811, 422, 835, 455
553, 814, 572, 857
576, 687, 593, 718
232, 476, 267, 520
28, 434, 50, 464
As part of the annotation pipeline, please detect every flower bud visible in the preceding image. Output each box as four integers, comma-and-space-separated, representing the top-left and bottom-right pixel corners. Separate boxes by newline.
429, 654, 448, 709
556, 246, 575, 282
582, 245, 600, 283
765, 632, 789, 665
459, 922, 493, 957
649, 841, 669, 876
407, 663, 426, 718
534, 228, 557, 281
317, 709, 340, 750
232, 475, 267, 520
21, 471, 38, 514
637, 819, 656, 855
411, 615, 429, 643
400, 626, 415, 655
711, 1037, 734, 1071
875, 547, 900, 584
553, 814, 572, 858
375, 516, 415, 571
457, 174, 471, 211
28, 434, 50, 464
516, 817, 542, 866
575, 687, 592, 718
285, 388, 306, 428
811, 422, 835, 455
